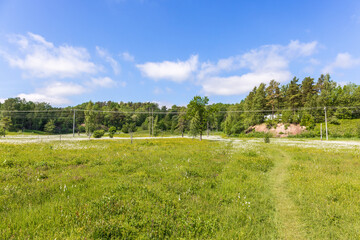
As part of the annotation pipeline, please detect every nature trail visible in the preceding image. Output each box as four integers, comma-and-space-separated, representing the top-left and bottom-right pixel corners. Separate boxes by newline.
268, 149, 306, 240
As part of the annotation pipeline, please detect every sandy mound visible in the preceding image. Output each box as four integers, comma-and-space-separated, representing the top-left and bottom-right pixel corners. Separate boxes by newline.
249, 123, 306, 137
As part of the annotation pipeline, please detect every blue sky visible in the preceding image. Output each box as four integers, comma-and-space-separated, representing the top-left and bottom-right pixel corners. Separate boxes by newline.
0, 0, 360, 107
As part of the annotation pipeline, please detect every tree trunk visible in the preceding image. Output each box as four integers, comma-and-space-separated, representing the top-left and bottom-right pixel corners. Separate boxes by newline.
181, 130, 184, 138
200, 132, 202, 141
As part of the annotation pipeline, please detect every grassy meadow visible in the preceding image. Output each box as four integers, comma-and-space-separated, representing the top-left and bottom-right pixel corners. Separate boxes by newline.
0, 137, 359, 239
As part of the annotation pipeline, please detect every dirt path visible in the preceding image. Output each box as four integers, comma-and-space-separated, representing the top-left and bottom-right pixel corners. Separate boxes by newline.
268, 149, 306, 240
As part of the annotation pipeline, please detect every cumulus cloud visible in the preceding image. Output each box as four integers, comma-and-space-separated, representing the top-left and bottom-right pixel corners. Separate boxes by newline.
136, 55, 198, 82
96, 46, 120, 75
122, 52, 135, 62
202, 72, 292, 96
18, 82, 86, 105
88, 77, 117, 88
152, 101, 174, 109
0, 98, 6, 103
322, 52, 360, 74
198, 40, 318, 95
0, 32, 98, 78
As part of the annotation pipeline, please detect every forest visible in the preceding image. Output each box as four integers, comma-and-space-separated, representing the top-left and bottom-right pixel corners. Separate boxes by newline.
1, 74, 360, 136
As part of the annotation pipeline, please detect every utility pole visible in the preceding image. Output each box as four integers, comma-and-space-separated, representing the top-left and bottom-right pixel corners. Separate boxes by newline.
73, 109, 76, 137
149, 108, 151, 137
207, 121, 209, 137
152, 108, 154, 137
324, 107, 328, 140
320, 123, 322, 141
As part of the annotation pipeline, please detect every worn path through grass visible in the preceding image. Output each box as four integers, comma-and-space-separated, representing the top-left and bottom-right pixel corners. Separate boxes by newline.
268, 148, 306, 240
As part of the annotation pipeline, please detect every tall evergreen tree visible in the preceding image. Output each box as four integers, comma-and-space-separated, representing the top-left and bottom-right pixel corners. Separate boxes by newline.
287, 77, 301, 113
265, 80, 280, 117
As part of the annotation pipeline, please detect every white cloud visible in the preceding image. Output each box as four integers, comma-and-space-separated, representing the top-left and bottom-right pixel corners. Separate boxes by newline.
198, 40, 318, 95
202, 72, 291, 96
88, 77, 117, 88
96, 46, 120, 75
122, 52, 135, 62
136, 55, 198, 82
1, 32, 98, 78
0, 98, 6, 103
18, 82, 86, 105
322, 52, 360, 74
152, 101, 174, 109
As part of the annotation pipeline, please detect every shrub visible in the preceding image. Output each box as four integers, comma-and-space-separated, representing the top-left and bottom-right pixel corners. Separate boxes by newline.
357, 124, 360, 138
264, 134, 270, 143
108, 126, 116, 138
0, 127, 5, 137
329, 117, 340, 125
300, 113, 315, 129
93, 130, 105, 138
79, 125, 86, 133
344, 132, 353, 138
121, 123, 137, 134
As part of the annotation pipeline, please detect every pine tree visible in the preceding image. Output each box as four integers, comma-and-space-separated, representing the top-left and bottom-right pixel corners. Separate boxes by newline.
252, 83, 266, 124
287, 77, 301, 114
189, 111, 201, 138
176, 109, 187, 137
265, 80, 280, 117
301, 77, 315, 106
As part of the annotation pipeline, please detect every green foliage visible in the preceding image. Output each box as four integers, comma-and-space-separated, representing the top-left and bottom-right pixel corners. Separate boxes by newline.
300, 112, 315, 129
0, 127, 5, 137
1, 74, 360, 137
122, 122, 136, 133
176, 108, 187, 137
0, 116, 12, 131
78, 125, 86, 133
187, 96, 209, 139
93, 130, 105, 138
335, 107, 352, 119
44, 119, 56, 133
264, 134, 270, 143
85, 101, 96, 136
108, 126, 117, 138
357, 124, 360, 138
329, 116, 340, 125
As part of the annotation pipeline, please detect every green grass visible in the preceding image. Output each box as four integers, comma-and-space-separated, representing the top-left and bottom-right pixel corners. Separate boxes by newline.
1, 138, 359, 239
0, 139, 277, 239
284, 146, 360, 239
291, 119, 360, 139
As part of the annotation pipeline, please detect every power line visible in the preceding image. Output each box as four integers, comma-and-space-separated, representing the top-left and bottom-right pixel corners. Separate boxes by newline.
1, 106, 360, 114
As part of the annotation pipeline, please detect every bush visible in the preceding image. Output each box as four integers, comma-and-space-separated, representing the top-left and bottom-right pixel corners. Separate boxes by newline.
344, 132, 353, 138
108, 126, 116, 138
79, 125, 86, 133
122, 123, 136, 134
264, 134, 270, 143
0, 128, 5, 137
93, 130, 105, 138
300, 113, 315, 129
357, 124, 360, 138
329, 117, 340, 125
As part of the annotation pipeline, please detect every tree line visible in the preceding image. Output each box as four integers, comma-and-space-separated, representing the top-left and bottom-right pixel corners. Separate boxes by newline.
1, 74, 360, 137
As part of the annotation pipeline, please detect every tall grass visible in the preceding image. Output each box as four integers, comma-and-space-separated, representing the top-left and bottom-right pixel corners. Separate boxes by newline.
285, 146, 360, 239
0, 139, 277, 239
